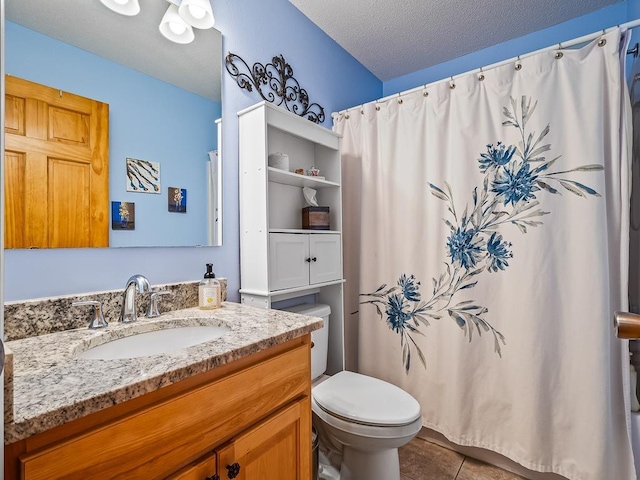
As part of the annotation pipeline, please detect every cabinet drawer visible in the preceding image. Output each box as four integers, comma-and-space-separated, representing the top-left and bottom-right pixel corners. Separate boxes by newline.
20, 343, 311, 480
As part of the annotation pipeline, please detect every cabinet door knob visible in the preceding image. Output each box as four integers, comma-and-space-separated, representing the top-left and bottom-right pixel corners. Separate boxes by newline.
311, 257, 317, 262
227, 463, 241, 479
306, 257, 312, 263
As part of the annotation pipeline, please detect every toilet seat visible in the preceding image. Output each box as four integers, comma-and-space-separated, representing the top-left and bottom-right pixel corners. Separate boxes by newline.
312, 371, 421, 427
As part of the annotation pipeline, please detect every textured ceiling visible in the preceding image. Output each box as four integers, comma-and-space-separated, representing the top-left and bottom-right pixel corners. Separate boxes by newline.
6, 0, 222, 101
290, 0, 623, 81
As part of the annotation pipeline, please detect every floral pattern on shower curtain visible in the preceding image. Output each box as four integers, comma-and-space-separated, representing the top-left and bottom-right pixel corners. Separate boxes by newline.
336, 29, 634, 480
360, 96, 605, 373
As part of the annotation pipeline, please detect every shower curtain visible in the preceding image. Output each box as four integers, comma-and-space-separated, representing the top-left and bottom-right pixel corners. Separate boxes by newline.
336, 29, 634, 479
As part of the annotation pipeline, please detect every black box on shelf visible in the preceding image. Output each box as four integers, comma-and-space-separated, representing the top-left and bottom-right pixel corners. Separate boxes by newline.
302, 206, 330, 230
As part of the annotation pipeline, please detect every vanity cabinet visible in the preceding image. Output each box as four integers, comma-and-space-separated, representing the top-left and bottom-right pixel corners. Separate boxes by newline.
5, 336, 312, 480
239, 101, 345, 374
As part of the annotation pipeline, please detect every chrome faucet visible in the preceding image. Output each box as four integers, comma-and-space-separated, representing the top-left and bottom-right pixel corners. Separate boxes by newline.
120, 274, 151, 323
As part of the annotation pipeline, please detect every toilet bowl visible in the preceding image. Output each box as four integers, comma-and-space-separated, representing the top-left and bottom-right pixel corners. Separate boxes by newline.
283, 304, 422, 480
313, 370, 422, 480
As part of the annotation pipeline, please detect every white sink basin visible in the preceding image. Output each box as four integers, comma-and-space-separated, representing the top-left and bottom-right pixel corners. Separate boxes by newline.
77, 325, 230, 360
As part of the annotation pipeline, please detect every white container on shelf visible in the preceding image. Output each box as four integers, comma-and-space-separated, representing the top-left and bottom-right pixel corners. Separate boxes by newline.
268, 152, 290, 171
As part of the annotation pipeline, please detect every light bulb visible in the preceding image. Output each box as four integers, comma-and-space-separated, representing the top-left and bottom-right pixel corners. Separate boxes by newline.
178, 0, 215, 29
160, 3, 195, 44
100, 0, 140, 15
188, 4, 206, 19
169, 21, 187, 35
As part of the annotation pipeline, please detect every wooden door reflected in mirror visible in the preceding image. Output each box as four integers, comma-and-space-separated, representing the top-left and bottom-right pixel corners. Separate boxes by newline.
4, 75, 109, 248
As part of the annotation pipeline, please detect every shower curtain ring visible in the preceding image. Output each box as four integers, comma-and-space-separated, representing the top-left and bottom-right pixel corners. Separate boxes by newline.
397, 93, 403, 104
598, 29, 607, 47
375, 101, 380, 111
450, 76, 456, 89
478, 67, 485, 81
515, 56, 522, 71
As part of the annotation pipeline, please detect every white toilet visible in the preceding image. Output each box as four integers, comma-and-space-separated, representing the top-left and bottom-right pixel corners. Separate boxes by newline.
284, 304, 422, 480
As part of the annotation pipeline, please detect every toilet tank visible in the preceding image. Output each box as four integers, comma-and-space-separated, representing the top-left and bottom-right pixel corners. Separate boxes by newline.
282, 303, 330, 380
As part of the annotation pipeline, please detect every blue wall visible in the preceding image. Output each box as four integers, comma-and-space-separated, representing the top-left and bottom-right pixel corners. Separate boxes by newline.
383, 2, 633, 96
3, 0, 382, 301
630, 0, 640, 20
5, 22, 221, 249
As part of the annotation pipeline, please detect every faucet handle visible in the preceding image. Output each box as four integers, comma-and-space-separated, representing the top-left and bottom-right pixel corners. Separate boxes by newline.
147, 290, 171, 318
72, 300, 108, 329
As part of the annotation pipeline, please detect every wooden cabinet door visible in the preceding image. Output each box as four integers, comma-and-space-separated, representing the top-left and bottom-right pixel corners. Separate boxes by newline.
269, 233, 309, 291
309, 234, 341, 285
217, 398, 312, 480
4, 75, 109, 248
167, 450, 218, 480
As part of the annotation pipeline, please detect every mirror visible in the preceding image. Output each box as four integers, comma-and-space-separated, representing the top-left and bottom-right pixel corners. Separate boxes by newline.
4, 0, 223, 248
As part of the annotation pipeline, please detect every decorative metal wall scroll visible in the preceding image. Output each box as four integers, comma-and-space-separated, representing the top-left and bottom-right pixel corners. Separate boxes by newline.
225, 53, 325, 124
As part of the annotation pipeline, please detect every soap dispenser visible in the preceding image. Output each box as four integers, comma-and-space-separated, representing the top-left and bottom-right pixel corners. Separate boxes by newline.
199, 263, 221, 310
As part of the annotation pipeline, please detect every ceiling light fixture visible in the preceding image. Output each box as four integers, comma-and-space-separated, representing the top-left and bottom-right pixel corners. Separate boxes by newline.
99, 0, 215, 45
99, 0, 141, 16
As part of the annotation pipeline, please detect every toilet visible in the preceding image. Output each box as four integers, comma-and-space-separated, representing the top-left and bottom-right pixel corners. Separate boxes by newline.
284, 304, 422, 480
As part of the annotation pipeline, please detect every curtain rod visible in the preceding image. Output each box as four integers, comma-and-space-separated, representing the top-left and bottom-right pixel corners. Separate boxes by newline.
332, 17, 640, 118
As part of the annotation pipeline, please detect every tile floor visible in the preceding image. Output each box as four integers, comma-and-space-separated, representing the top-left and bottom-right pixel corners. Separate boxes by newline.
399, 437, 528, 480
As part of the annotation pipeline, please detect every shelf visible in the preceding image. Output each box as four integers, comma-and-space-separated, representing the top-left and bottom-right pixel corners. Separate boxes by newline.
267, 167, 340, 188
269, 229, 341, 235
240, 279, 346, 298
270, 279, 345, 295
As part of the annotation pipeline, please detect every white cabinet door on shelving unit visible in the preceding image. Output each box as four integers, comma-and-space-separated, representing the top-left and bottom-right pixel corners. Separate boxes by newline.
309, 234, 341, 285
269, 233, 309, 291
269, 233, 342, 292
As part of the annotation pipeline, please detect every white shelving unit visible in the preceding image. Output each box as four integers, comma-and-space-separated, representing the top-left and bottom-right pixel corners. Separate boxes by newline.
238, 101, 345, 374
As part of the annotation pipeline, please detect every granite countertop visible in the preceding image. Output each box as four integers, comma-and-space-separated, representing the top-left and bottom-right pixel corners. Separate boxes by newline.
5, 302, 323, 444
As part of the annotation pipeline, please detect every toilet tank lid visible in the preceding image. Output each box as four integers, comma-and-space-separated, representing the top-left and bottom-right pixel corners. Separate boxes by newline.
282, 303, 331, 318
